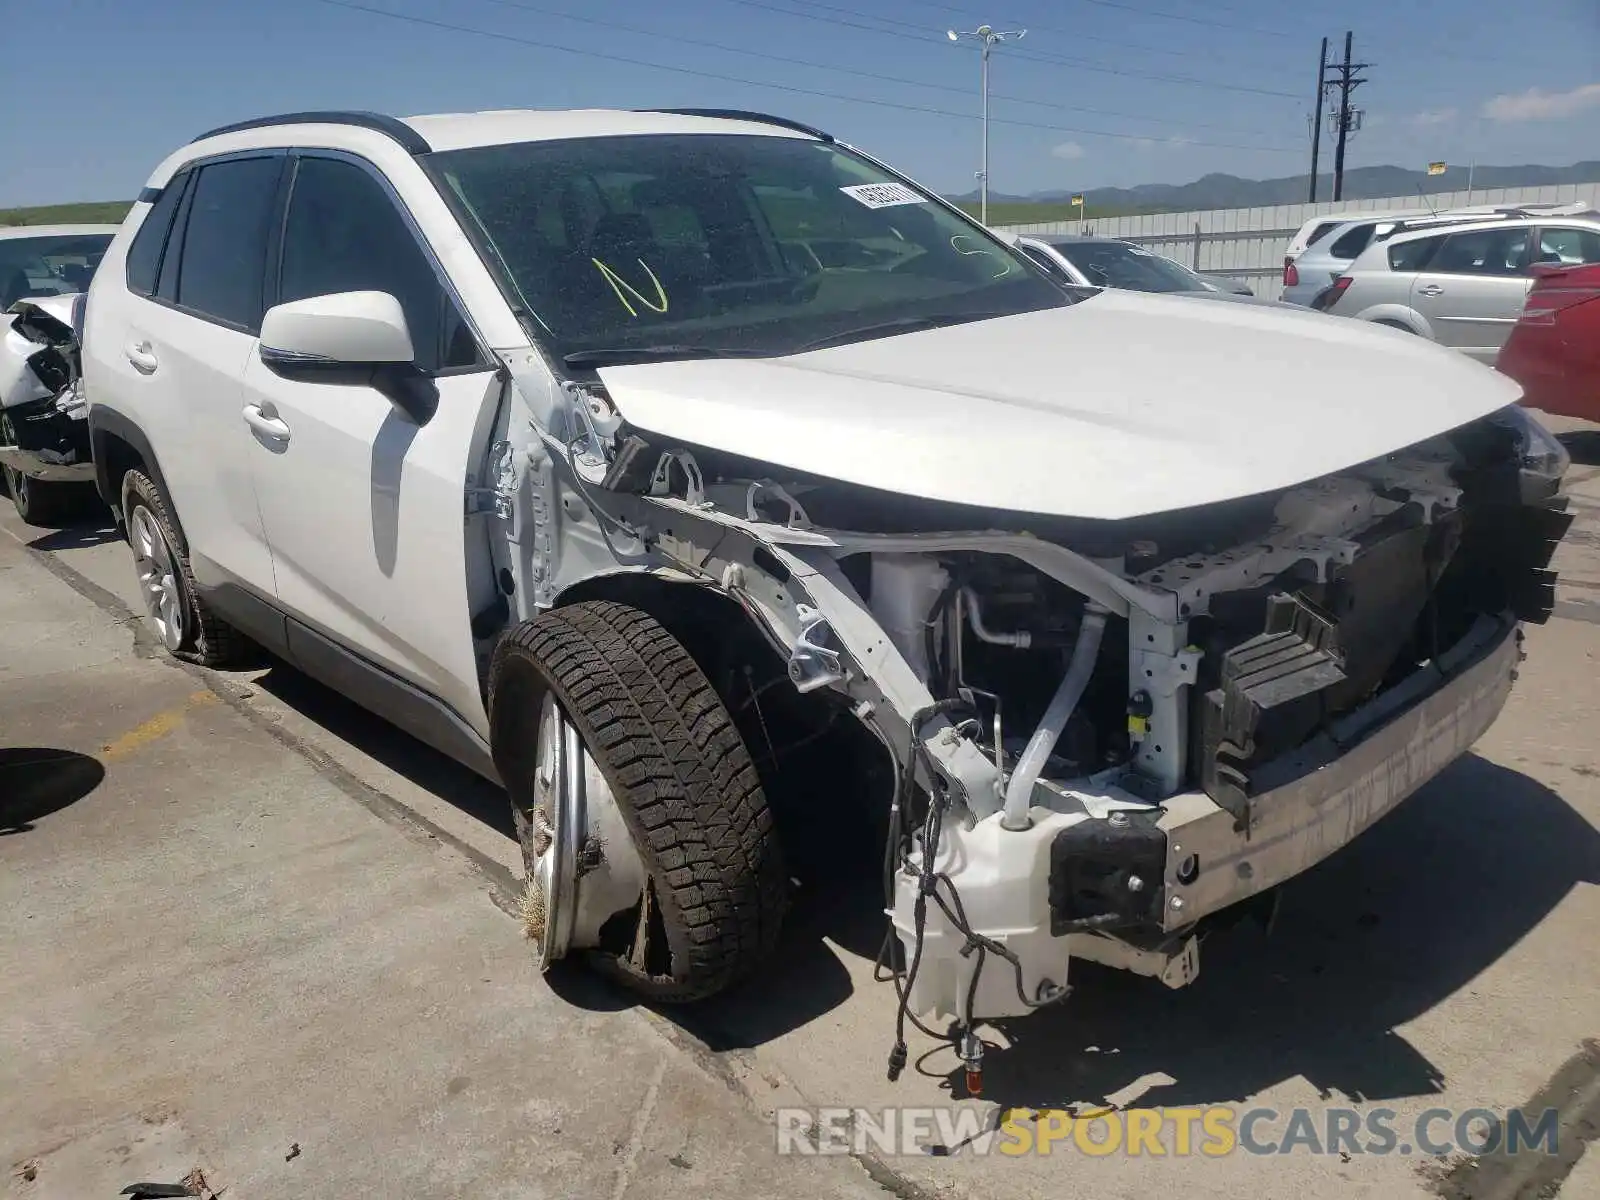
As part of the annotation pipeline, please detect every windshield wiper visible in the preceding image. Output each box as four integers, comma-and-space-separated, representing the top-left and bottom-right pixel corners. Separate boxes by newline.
794, 311, 1011, 353
562, 345, 767, 368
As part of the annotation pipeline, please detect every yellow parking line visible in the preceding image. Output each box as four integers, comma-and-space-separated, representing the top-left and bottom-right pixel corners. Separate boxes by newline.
101, 691, 217, 762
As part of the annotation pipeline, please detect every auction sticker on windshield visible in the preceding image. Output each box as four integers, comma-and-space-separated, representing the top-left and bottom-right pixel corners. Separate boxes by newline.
840, 182, 927, 209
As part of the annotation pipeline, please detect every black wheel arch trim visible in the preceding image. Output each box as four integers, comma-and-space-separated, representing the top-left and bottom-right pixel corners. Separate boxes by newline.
87, 405, 178, 534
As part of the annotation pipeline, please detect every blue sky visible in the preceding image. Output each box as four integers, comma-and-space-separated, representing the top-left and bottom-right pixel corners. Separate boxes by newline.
5, 0, 1597, 207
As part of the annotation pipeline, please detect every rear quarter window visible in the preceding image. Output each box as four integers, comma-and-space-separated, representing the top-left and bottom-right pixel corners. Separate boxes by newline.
1306, 220, 1345, 248
1329, 223, 1376, 260
123, 172, 189, 296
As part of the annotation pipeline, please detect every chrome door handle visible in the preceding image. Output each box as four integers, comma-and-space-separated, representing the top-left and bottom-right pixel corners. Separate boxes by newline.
242, 403, 291, 442
125, 341, 159, 374
1417, 284, 1444, 297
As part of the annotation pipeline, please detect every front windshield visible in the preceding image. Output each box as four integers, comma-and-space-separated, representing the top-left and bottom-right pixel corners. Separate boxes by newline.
429, 133, 1077, 359
1047, 240, 1207, 294
0, 233, 113, 309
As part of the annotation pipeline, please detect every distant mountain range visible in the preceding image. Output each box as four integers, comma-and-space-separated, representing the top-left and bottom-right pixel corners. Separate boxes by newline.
950, 161, 1600, 212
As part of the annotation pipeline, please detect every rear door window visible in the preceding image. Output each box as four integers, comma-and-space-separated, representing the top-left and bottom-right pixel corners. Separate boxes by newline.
1427, 227, 1531, 277
172, 155, 284, 331
1388, 235, 1445, 272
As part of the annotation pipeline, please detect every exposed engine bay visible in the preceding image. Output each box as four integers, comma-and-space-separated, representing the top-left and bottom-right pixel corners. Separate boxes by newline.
0, 296, 94, 484
481, 364, 1570, 1088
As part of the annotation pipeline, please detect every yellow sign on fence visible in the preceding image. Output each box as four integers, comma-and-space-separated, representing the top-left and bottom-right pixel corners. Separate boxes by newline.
1426, 161, 1447, 176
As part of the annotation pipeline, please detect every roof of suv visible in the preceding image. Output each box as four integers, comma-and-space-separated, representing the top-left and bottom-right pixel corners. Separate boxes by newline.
1374, 210, 1600, 250
189, 107, 830, 157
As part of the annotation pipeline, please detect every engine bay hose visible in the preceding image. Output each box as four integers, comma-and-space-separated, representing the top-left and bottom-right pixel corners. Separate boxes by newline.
999, 603, 1110, 831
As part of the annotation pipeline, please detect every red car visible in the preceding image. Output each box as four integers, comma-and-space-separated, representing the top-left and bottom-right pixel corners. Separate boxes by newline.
1497, 262, 1600, 423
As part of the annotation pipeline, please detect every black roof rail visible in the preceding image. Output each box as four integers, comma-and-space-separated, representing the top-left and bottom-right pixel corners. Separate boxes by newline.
190, 110, 432, 156
635, 108, 833, 142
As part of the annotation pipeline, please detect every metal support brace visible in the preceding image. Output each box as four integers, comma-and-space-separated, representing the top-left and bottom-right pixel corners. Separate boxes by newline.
1128, 608, 1202, 796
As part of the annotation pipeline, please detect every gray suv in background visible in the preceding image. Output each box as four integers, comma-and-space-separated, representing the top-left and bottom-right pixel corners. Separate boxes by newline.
1311, 212, 1600, 362
1278, 203, 1596, 307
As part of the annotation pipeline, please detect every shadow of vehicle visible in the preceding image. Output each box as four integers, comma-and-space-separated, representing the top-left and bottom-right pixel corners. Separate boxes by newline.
229, 650, 1599, 1075
23, 514, 122, 551
249, 663, 515, 840
0, 748, 106, 834
245, 654, 867, 1029
930, 754, 1600, 1111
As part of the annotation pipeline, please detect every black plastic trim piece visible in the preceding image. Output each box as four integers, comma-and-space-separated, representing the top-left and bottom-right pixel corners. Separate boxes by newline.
136, 186, 163, 204
282, 617, 499, 782
191, 110, 432, 156
198, 579, 291, 658
85, 405, 172, 522
635, 108, 832, 142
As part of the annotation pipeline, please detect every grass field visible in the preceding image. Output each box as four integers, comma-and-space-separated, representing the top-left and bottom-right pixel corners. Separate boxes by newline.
0, 201, 134, 228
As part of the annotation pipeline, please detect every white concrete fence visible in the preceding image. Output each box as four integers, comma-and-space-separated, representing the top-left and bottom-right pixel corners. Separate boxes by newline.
994, 182, 1600, 300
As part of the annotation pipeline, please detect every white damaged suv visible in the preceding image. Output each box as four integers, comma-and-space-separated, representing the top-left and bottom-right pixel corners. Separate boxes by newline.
81, 108, 1571, 1073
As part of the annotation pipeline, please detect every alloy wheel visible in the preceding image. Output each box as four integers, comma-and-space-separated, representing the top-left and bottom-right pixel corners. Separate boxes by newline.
128, 504, 186, 652
523, 690, 649, 972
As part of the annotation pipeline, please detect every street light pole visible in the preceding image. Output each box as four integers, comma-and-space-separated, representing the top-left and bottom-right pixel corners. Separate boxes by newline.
948, 24, 1026, 225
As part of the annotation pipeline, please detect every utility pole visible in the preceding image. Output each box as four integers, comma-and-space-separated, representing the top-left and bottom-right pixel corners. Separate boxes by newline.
1309, 36, 1327, 203
1325, 30, 1370, 202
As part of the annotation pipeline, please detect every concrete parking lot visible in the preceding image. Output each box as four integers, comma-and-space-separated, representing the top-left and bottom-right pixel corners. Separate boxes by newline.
4, 417, 1599, 1200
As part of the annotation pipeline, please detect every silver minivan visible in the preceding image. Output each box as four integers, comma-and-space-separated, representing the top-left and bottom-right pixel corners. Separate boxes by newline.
1311, 213, 1600, 362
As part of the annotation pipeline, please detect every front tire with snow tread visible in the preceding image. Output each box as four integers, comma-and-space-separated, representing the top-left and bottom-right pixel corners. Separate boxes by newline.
489, 600, 787, 1003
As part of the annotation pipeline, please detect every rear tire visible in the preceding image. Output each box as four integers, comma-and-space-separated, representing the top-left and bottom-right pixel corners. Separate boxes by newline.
489, 600, 788, 1002
0, 412, 92, 527
121, 469, 252, 667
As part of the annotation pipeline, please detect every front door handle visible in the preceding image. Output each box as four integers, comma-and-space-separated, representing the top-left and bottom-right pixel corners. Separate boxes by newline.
242, 403, 291, 442
125, 341, 159, 374
1417, 284, 1444, 298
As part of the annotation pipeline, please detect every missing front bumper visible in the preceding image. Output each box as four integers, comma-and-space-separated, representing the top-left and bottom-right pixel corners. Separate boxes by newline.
895, 612, 1521, 1023
1153, 611, 1520, 931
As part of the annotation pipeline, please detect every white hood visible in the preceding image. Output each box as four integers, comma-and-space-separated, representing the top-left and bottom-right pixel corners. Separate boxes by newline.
594, 289, 1522, 521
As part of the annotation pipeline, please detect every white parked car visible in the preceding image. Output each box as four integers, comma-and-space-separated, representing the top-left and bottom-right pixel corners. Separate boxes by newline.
0, 224, 118, 523
79, 108, 1570, 1076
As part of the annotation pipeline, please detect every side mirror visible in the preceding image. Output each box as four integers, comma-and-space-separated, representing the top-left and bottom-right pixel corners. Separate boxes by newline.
1529, 261, 1571, 281
258, 290, 437, 426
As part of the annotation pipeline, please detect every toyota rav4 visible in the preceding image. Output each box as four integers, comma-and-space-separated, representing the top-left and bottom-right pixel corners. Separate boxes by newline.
80, 107, 1571, 1079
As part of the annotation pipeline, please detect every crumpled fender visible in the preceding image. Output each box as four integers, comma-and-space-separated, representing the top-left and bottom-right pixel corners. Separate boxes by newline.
1, 296, 82, 412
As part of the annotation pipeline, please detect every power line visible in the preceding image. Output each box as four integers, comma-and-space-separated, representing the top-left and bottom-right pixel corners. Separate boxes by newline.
717, 0, 1303, 99
462, 0, 1298, 139
800, 0, 1563, 77
1046, 0, 1299, 40
308, 0, 1306, 153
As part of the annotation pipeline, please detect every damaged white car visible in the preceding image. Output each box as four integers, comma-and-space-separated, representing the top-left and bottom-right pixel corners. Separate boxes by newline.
81, 109, 1570, 1082
0, 224, 116, 524
1, 294, 97, 524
